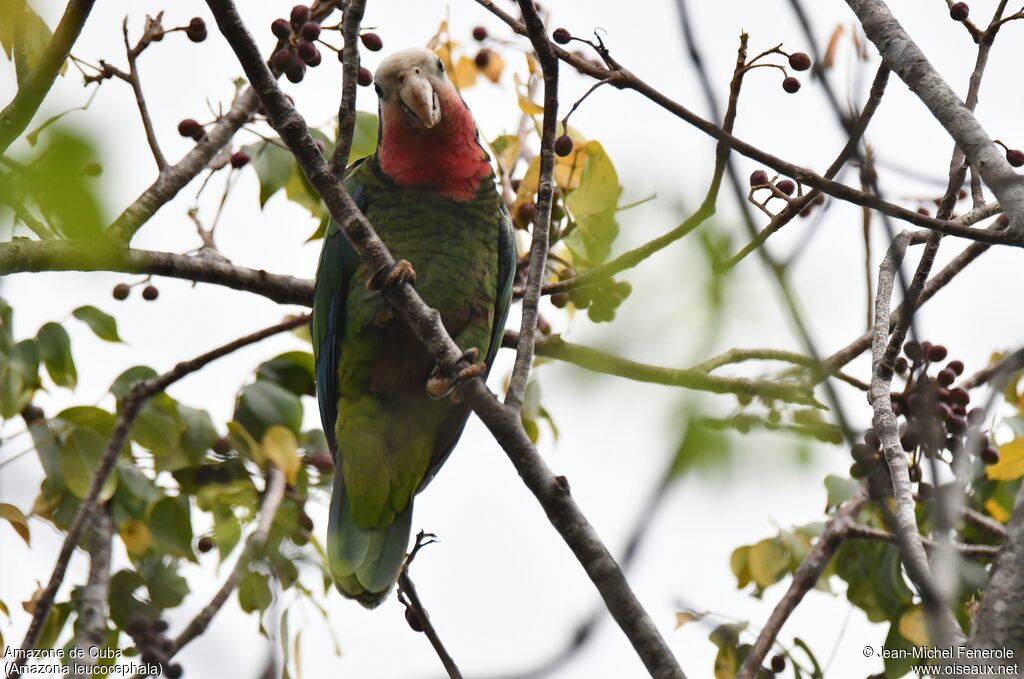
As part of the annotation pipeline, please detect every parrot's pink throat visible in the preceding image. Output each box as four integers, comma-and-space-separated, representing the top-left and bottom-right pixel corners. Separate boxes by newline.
378, 87, 491, 201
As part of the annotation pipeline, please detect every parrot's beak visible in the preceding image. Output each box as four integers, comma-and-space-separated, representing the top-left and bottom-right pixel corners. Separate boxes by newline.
398, 74, 441, 130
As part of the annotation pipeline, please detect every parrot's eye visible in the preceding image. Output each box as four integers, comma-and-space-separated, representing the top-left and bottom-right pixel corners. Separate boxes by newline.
436, 58, 444, 73
374, 83, 383, 98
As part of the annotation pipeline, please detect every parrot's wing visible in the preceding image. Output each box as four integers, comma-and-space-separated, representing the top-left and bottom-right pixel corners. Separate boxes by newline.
420, 199, 516, 488
312, 159, 367, 460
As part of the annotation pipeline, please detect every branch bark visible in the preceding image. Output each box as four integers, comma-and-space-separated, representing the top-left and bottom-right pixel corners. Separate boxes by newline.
72, 506, 113, 679
328, 0, 366, 177
506, 0, 558, 409
204, 2, 684, 674
0, 0, 96, 155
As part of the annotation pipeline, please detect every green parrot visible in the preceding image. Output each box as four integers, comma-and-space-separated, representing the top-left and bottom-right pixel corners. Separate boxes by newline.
312, 47, 516, 607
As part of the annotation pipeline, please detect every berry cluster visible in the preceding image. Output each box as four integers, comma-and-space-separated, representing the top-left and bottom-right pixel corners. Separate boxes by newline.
550, 274, 632, 323
749, 170, 825, 217
112, 283, 159, 301
125, 617, 182, 678
270, 6, 323, 83
850, 341, 998, 485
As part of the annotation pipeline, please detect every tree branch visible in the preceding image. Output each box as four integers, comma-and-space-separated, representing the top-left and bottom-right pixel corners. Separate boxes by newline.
844, 0, 1024, 236
122, 17, 168, 172
204, 3, 684, 674
868, 232, 965, 648
6, 315, 308, 677
506, 0, 558, 408
72, 506, 113, 679
737, 487, 870, 679
398, 533, 462, 679
328, 0, 366, 177
0, 0, 97, 155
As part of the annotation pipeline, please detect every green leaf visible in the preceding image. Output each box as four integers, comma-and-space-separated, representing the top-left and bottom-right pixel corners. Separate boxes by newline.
140, 557, 189, 610
235, 380, 303, 440
9, 7, 63, 85
149, 496, 194, 560
238, 569, 273, 613
256, 351, 316, 397
348, 111, 379, 163
245, 140, 295, 207
57, 406, 116, 439
108, 570, 156, 628
0, 503, 30, 545
72, 305, 123, 343
110, 365, 157, 399
20, 129, 103, 238
178, 405, 218, 462
748, 537, 789, 588
670, 410, 731, 478
824, 475, 860, 510
212, 506, 241, 562
564, 140, 622, 266
115, 459, 162, 505
133, 396, 183, 458
263, 425, 301, 484
59, 427, 117, 500
0, 361, 30, 418
37, 322, 76, 388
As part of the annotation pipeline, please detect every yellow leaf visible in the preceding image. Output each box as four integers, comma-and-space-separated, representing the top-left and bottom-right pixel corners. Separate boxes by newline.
674, 610, 706, 630
490, 134, 520, 175
0, 503, 30, 546
554, 143, 586, 190
263, 425, 300, 484
987, 437, 1024, 481
898, 606, 929, 646
748, 537, 788, 588
517, 94, 544, 115
228, 420, 265, 466
453, 54, 478, 89
985, 498, 1011, 524
525, 53, 538, 75
730, 545, 751, 588
478, 49, 504, 83
119, 519, 152, 556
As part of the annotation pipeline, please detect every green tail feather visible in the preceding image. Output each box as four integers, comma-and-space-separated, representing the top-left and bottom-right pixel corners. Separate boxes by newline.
327, 466, 413, 608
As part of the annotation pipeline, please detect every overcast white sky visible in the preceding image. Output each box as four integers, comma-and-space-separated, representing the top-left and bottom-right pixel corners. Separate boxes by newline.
2, 1, 1022, 677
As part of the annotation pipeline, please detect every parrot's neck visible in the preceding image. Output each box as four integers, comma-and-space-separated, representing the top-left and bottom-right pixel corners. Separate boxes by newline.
378, 88, 492, 201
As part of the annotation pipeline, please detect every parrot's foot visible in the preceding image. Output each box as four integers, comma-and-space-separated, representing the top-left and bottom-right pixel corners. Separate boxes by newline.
368, 259, 416, 291
426, 348, 485, 402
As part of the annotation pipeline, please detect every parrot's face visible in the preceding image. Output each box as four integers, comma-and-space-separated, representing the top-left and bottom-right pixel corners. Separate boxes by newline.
374, 48, 453, 133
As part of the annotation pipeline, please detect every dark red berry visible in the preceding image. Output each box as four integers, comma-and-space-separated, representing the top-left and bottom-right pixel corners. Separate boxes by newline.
197, 536, 215, 553
904, 341, 923, 361
949, 388, 970, 406
271, 18, 292, 39
895, 357, 909, 375
788, 52, 811, 71
360, 32, 383, 52
230, 151, 250, 169
927, 344, 948, 362
152, 619, 169, 633
357, 67, 373, 87
934, 402, 952, 420
472, 26, 488, 41
850, 461, 866, 479
271, 49, 292, 71
1007, 149, 1024, 167
286, 61, 306, 83
213, 436, 231, 455
297, 41, 319, 65
305, 451, 334, 473
112, 283, 130, 301
981, 446, 1000, 465
937, 368, 956, 386
510, 178, 522, 193
947, 359, 964, 375
782, 77, 801, 93
554, 134, 574, 157
186, 17, 207, 43
300, 22, 321, 41
165, 664, 183, 679
405, 606, 424, 632
552, 27, 571, 44
177, 118, 202, 138
864, 430, 881, 450
142, 285, 159, 301
949, 2, 970, 21
771, 654, 787, 673
851, 443, 873, 463
290, 5, 311, 26
474, 49, 491, 68
776, 179, 796, 195
517, 202, 538, 224
948, 415, 968, 434
298, 512, 314, 532
750, 170, 769, 186
551, 292, 570, 308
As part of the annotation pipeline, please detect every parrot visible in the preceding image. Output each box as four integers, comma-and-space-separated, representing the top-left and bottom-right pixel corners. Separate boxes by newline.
312, 47, 516, 607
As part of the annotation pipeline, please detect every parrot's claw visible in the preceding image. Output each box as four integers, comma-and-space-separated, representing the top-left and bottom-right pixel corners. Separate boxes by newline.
426, 349, 484, 401
368, 259, 416, 291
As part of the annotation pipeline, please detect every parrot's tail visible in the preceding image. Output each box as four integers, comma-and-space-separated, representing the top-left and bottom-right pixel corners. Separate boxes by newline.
326, 468, 413, 608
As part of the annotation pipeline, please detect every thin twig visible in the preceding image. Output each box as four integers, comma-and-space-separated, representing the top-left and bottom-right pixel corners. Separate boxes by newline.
122, 17, 168, 171
844, 524, 1000, 559
6, 315, 308, 676
398, 532, 462, 679
328, 0, 366, 177
506, 0, 558, 409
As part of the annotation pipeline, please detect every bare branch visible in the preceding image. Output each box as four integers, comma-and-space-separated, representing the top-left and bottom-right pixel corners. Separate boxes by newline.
329, 0, 366, 177
122, 17, 168, 171
72, 507, 113, 679
506, 0, 558, 408
0, 0, 97, 154
737, 487, 870, 679
205, 2, 685, 675
845, 525, 1000, 560
6, 315, 308, 677
398, 533, 463, 679
868, 232, 965, 648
